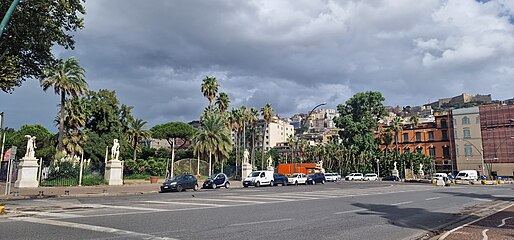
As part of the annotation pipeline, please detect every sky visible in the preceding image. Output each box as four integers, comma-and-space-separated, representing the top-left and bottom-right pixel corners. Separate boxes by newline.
1, 0, 514, 131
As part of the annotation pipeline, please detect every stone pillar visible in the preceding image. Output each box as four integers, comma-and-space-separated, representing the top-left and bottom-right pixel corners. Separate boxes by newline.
242, 162, 253, 180
14, 157, 39, 188
104, 160, 123, 185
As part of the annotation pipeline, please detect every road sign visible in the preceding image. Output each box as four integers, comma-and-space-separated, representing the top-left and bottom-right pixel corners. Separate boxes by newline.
8, 146, 16, 160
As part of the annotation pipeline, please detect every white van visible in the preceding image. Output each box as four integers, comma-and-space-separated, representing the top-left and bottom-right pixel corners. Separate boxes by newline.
456, 170, 478, 181
243, 170, 275, 187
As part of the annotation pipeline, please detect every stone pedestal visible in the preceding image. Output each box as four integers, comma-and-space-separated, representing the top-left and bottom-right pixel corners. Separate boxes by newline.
14, 157, 39, 188
242, 163, 253, 179
392, 169, 399, 178
267, 166, 275, 171
104, 160, 123, 185
418, 170, 424, 179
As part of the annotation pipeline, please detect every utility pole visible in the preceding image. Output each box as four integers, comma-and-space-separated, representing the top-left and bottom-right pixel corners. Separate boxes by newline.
0, 0, 21, 36
0, 112, 5, 180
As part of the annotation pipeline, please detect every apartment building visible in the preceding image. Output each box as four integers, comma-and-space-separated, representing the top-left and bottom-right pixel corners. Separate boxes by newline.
450, 107, 485, 174
256, 116, 295, 151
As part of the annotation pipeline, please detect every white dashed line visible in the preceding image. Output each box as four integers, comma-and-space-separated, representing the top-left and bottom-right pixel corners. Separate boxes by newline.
390, 201, 413, 206
425, 197, 441, 201
228, 218, 292, 227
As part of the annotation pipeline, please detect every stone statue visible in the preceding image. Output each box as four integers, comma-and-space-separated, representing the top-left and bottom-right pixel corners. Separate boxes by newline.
419, 163, 423, 172
24, 135, 36, 158
243, 149, 250, 164
318, 160, 324, 169
111, 139, 120, 161
267, 155, 273, 168
393, 161, 397, 171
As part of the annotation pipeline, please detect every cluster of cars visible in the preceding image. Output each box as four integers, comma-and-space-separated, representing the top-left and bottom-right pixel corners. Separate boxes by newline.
242, 171, 335, 187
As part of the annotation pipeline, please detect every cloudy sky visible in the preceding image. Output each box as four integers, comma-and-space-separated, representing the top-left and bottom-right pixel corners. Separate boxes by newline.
2, 0, 514, 131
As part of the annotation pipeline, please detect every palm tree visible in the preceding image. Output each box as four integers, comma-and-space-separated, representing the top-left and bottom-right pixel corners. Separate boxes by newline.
391, 117, 404, 169
41, 57, 87, 152
260, 103, 273, 169
409, 115, 420, 129
229, 109, 242, 175
215, 92, 230, 115
380, 127, 394, 157
62, 97, 90, 158
63, 129, 88, 158
127, 118, 151, 161
249, 108, 259, 169
201, 76, 219, 111
194, 112, 232, 176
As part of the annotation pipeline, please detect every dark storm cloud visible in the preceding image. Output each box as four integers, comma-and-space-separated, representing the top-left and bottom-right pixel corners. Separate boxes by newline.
2, 0, 514, 130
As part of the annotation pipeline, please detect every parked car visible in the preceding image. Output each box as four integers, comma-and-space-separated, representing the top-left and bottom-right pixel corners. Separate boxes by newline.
345, 173, 364, 181
382, 175, 400, 181
325, 173, 341, 182
273, 173, 288, 186
288, 173, 308, 185
431, 173, 448, 181
202, 173, 230, 189
306, 173, 326, 185
161, 174, 198, 192
243, 170, 274, 187
456, 170, 478, 181
363, 173, 378, 181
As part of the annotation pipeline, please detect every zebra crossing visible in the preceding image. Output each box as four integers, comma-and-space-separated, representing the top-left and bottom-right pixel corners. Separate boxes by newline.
13, 184, 438, 220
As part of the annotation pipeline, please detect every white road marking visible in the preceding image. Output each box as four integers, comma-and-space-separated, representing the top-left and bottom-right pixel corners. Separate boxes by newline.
223, 195, 294, 201
143, 201, 227, 207
188, 198, 266, 204
390, 201, 413, 206
481, 229, 489, 240
439, 203, 514, 240
20, 211, 82, 218
497, 217, 512, 227
333, 209, 366, 215
228, 218, 292, 227
13, 217, 177, 240
425, 197, 441, 201
473, 198, 493, 202
84, 204, 163, 212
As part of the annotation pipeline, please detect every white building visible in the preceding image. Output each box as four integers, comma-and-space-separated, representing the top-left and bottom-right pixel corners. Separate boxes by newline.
256, 116, 295, 151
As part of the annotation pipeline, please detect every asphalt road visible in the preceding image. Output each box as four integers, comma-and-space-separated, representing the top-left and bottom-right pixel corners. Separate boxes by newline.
1, 181, 513, 240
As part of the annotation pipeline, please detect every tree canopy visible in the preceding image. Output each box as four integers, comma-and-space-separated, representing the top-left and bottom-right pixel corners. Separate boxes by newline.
0, 0, 86, 92
151, 122, 196, 146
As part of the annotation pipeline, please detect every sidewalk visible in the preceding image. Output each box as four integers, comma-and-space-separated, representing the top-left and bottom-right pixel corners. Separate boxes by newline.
0, 179, 243, 200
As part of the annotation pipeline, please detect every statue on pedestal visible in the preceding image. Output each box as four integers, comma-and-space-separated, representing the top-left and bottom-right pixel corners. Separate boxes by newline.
392, 161, 399, 177
393, 161, 397, 171
267, 155, 273, 169
24, 135, 36, 158
243, 149, 250, 165
418, 163, 424, 177
111, 139, 120, 161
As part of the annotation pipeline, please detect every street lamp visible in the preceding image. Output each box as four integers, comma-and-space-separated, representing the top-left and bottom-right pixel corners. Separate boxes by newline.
460, 138, 485, 176
0, 112, 4, 177
0, 0, 21, 36
301, 102, 327, 135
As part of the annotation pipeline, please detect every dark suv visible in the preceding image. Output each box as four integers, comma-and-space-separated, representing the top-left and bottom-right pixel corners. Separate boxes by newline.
306, 173, 325, 185
161, 174, 198, 192
273, 173, 288, 186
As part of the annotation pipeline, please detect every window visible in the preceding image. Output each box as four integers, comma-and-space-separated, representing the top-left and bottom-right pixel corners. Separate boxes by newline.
403, 133, 409, 143
453, 118, 457, 125
476, 117, 480, 124
429, 147, 436, 158
463, 128, 471, 139
464, 145, 472, 156
454, 129, 458, 139
416, 132, 421, 141
442, 130, 448, 140
443, 146, 450, 158
441, 119, 447, 128
428, 131, 434, 141
462, 117, 470, 125
456, 145, 459, 156
404, 147, 410, 154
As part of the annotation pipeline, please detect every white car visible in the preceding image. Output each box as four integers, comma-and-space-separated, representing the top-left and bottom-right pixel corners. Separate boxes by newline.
287, 173, 308, 185
363, 173, 378, 181
325, 173, 341, 182
345, 173, 364, 181
431, 173, 448, 181
243, 170, 275, 187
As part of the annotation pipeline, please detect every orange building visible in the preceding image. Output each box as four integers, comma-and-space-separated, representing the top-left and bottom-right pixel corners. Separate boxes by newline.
380, 113, 455, 174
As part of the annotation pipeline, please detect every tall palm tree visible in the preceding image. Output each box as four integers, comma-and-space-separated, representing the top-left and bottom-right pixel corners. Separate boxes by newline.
201, 76, 219, 111
380, 127, 394, 157
215, 92, 230, 115
127, 118, 151, 161
194, 112, 232, 176
62, 97, 90, 158
260, 103, 273, 169
41, 57, 87, 152
249, 108, 259, 169
391, 117, 404, 164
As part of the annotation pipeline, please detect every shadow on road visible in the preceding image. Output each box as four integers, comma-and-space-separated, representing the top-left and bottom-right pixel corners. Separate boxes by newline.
437, 190, 514, 201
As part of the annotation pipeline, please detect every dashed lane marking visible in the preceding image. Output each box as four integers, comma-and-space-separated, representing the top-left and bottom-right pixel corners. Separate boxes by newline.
188, 198, 266, 204
143, 201, 228, 207
333, 209, 366, 215
227, 218, 292, 227
84, 204, 163, 212
13, 217, 178, 240
425, 197, 442, 201
390, 201, 413, 206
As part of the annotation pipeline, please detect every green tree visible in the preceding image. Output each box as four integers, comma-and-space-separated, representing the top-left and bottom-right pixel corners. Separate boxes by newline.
409, 115, 420, 129
7, 124, 55, 162
0, 0, 86, 92
391, 117, 403, 161
151, 122, 196, 178
62, 97, 90, 157
334, 92, 386, 171
260, 103, 273, 169
249, 108, 259, 169
201, 76, 219, 111
127, 118, 151, 161
41, 57, 87, 152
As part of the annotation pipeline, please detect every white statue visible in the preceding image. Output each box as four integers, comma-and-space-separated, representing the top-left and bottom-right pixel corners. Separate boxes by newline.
111, 139, 120, 161
318, 160, 324, 170
419, 163, 423, 172
267, 155, 273, 168
393, 161, 397, 171
243, 149, 250, 164
24, 135, 36, 158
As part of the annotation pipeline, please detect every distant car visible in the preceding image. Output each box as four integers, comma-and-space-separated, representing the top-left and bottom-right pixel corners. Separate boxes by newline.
243, 170, 275, 187
456, 170, 478, 181
273, 173, 288, 186
431, 173, 448, 181
382, 175, 400, 181
363, 173, 378, 181
325, 173, 341, 182
345, 173, 364, 181
161, 174, 198, 192
306, 173, 325, 185
288, 173, 308, 185
202, 173, 230, 189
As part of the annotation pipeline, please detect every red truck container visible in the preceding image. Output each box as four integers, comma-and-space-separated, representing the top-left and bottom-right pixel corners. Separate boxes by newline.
277, 163, 319, 176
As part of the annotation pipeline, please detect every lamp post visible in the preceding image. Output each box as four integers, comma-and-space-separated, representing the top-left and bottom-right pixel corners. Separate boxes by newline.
301, 102, 327, 135
461, 138, 485, 176
0, 0, 21, 36
0, 112, 4, 180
